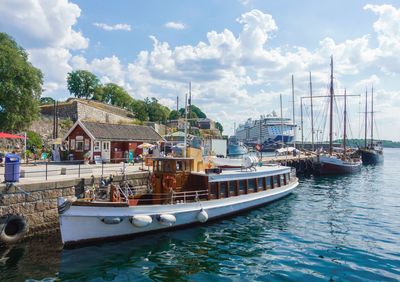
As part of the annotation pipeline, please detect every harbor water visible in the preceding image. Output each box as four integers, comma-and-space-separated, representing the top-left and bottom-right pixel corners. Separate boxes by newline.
1, 149, 399, 281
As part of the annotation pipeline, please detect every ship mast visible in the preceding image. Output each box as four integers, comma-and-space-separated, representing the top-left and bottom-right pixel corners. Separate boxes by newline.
300, 98, 304, 149
343, 89, 347, 155
280, 94, 284, 148
371, 85, 374, 146
292, 75, 296, 149
329, 56, 334, 155
364, 88, 368, 148
309, 72, 314, 151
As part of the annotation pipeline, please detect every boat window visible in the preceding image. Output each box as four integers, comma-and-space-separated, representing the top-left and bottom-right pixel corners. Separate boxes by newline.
228, 181, 236, 194
248, 179, 256, 190
163, 161, 173, 172
266, 177, 271, 188
273, 175, 280, 187
176, 161, 183, 171
238, 180, 246, 192
257, 178, 264, 190
220, 182, 227, 197
210, 182, 218, 197
280, 174, 285, 185
287, 173, 290, 181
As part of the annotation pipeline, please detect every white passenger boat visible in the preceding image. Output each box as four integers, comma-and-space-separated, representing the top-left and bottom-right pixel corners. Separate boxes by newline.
58, 156, 298, 247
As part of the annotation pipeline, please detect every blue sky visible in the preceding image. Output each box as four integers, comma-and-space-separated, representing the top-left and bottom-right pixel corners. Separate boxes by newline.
1, 0, 400, 141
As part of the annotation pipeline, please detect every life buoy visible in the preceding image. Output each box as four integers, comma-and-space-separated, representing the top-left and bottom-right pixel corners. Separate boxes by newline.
110, 185, 121, 202
150, 174, 157, 188
0, 214, 28, 244
162, 175, 176, 191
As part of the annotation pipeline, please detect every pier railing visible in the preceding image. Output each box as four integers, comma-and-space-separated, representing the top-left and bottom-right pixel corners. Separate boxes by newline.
1, 157, 147, 182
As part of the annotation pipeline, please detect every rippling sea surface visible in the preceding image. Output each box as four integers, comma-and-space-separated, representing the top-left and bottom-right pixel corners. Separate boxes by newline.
1, 149, 400, 281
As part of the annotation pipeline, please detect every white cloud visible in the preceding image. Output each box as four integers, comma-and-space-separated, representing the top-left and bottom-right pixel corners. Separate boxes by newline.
0, 0, 89, 100
93, 22, 132, 31
165, 22, 187, 30
2, 2, 400, 140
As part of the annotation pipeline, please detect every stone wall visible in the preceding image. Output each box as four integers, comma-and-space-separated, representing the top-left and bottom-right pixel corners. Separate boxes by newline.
76, 101, 133, 124
40, 99, 134, 124
0, 172, 149, 239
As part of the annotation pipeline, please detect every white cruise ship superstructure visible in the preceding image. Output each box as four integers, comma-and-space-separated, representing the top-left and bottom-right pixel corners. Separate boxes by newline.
235, 112, 296, 150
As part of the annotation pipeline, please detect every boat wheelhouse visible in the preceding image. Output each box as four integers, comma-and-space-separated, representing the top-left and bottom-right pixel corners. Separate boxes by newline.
58, 156, 298, 246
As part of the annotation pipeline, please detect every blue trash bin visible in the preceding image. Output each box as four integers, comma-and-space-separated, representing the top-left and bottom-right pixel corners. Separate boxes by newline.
4, 153, 20, 182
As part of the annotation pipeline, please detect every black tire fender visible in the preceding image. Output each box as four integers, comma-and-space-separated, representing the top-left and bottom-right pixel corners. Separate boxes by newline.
0, 214, 28, 244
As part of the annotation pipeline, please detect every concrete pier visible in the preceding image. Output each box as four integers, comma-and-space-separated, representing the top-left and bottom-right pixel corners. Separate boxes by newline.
0, 171, 149, 242
259, 153, 318, 174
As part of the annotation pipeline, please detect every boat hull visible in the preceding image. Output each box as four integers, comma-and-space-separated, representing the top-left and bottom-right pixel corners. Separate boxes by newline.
318, 156, 361, 175
360, 149, 384, 165
59, 181, 298, 246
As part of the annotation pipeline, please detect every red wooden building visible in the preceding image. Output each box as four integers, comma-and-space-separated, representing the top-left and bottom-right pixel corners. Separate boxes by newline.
63, 121, 163, 162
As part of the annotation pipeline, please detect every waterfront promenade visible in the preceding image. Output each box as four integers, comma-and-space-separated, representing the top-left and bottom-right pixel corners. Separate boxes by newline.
0, 162, 147, 185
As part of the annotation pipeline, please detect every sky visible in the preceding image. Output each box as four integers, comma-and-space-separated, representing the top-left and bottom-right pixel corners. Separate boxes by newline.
1, 0, 400, 141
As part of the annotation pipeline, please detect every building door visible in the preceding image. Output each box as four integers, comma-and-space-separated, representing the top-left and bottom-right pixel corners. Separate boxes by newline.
102, 141, 111, 162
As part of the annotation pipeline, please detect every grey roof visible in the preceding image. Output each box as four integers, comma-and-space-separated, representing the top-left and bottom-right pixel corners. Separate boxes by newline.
81, 121, 162, 142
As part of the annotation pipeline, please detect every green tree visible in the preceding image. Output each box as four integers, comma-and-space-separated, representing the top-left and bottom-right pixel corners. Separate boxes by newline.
215, 121, 224, 134
27, 131, 42, 149
190, 104, 207, 118
0, 33, 43, 131
102, 83, 133, 108
67, 70, 100, 99
129, 99, 148, 121
168, 110, 181, 120
145, 98, 170, 123
40, 97, 55, 105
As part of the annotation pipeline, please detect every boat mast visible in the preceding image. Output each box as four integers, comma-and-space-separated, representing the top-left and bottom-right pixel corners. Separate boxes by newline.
292, 75, 296, 149
364, 88, 368, 148
371, 85, 374, 146
184, 92, 188, 158
329, 56, 334, 155
300, 98, 304, 149
280, 94, 284, 148
309, 72, 314, 151
343, 89, 347, 155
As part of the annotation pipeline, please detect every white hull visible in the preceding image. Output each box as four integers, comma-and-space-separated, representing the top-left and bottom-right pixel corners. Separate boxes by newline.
60, 181, 298, 245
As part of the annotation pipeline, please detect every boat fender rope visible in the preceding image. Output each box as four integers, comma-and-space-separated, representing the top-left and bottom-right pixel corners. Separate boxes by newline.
0, 214, 28, 245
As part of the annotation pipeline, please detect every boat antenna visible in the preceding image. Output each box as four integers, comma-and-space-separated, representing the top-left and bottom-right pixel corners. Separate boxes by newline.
291, 75, 296, 149
364, 88, 368, 148
329, 56, 334, 156
309, 72, 315, 151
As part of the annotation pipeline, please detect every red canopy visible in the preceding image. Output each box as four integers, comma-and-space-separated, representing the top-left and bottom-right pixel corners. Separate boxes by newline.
0, 132, 25, 139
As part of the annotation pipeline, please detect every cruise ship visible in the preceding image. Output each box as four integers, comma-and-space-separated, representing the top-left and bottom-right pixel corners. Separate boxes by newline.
235, 112, 296, 151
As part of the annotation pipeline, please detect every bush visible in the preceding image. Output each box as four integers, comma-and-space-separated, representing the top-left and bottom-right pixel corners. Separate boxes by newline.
27, 131, 42, 150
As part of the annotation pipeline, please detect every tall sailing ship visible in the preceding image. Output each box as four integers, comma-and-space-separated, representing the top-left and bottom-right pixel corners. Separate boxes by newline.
359, 87, 384, 165
234, 112, 296, 151
318, 56, 362, 175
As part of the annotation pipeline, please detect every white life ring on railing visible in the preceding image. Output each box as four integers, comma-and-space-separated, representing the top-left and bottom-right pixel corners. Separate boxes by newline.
0, 214, 28, 244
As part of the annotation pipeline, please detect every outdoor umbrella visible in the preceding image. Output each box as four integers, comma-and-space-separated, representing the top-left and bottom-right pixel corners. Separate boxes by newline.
137, 143, 154, 149
0, 132, 25, 139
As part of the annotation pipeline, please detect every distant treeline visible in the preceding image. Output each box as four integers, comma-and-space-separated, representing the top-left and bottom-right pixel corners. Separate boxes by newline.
334, 139, 400, 148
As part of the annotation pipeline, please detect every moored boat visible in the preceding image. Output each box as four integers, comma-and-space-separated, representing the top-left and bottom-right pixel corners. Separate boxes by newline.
58, 156, 298, 247
359, 145, 383, 165
359, 87, 384, 165
317, 57, 361, 175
